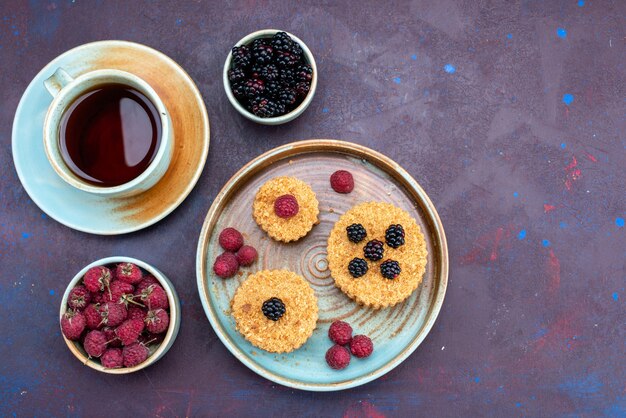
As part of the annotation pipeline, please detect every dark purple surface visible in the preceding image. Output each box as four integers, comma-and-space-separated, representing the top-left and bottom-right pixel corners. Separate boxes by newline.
1, 1, 624, 416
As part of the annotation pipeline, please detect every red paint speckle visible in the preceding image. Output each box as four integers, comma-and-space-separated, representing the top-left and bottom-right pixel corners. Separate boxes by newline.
584, 152, 597, 163
544, 204, 556, 213
344, 401, 386, 418
547, 249, 560, 294
462, 226, 514, 265
564, 156, 582, 190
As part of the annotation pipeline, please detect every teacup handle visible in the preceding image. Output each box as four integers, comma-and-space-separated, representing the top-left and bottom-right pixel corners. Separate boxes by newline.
44, 68, 74, 97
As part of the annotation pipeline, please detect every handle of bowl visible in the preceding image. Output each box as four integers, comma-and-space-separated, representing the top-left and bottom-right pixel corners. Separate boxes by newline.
44, 68, 74, 97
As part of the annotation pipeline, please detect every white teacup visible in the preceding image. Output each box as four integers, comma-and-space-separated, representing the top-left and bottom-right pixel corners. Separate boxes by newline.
43, 68, 173, 197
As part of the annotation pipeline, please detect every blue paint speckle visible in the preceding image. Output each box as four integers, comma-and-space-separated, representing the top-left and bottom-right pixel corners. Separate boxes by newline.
612, 292, 618, 301
176, 18, 182, 26
542, 239, 550, 247
616, 217, 624, 227
560, 143, 566, 149
443, 64, 456, 74
557, 27, 567, 38
49, 290, 55, 296
474, 377, 481, 383
411, 54, 417, 60
515, 402, 522, 408
506, 33, 513, 39
13, 30, 19, 36
518, 229, 527, 240
21, 232, 31, 239
513, 192, 519, 198
578, 0, 585, 6
393, 77, 401, 84
322, 107, 329, 113
559, 221, 568, 229
562, 93, 574, 106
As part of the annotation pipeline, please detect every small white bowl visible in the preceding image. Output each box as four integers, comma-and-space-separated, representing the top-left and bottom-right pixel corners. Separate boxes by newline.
223, 29, 318, 125
59, 256, 181, 374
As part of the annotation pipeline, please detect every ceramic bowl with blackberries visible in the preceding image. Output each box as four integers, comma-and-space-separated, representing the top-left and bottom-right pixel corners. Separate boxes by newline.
223, 29, 317, 125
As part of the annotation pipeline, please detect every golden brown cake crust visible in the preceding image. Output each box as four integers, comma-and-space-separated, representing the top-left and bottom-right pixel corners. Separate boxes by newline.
231, 270, 319, 353
252, 176, 319, 242
327, 202, 428, 309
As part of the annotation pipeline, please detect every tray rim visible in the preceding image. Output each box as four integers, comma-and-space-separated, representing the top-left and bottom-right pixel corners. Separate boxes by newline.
196, 139, 448, 391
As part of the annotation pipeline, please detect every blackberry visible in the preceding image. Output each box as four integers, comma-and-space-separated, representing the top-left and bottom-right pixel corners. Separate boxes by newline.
244, 78, 265, 98
264, 80, 282, 98
290, 42, 303, 59
262, 297, 286, 321
363, 240, 384, 261
279, 68, 296, 87
252, 44, 274, 65
278, 87, 297, 107
295, 81, 310, 98
348, 258, 368, 278
271, 31, 293, 52
231, 45, 251, 69
385, 224, 405, 248
380, 260, 401, 280
295, 64, 313, 82
231, 81, 247, 100
276, 51, 298, 68
249, 63, 263, 79
346, 223, 367, 243
228, 67, 246, 83
251, 97, 283, 118
251, 38, 269, 50
260, 64, 279, 81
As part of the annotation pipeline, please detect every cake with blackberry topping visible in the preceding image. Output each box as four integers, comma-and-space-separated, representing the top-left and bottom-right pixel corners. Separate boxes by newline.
231, 270, 318, 353
327, 202, 428, 309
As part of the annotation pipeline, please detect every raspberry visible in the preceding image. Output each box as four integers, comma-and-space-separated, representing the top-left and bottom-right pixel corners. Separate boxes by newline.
84, 330, 107, 358
213, 252, 239, 278
135, 284, 169, 310
61, 310, 86, 341
84, 304, 103, 330
91, 291, 105, 305
115, 319, 145, 346
144, 308, 170, 334
83, 266, 112, 293
122, 342, 150, 367
102, 326, 122, 347
385, 224, 405, 248
348, 258, 368, 278
262, 297, 286, 321
101, 348, 123, 368
236, 245, 258, 266
115, 262, 143, 285
380, 260, 401, 280
364, 240, 384, 261
127, 306, 147, 321
325, 345, 351, 370
135, 276, 159, 294
274, 194, 299, 218
68, 285, 91, 310
346, 223, 367, 243
102, 302, 128, 327
330, 170, 354, 193
219, 227, 244, 252
350, 335, 374, 358
104, 280, 135, 305
328, 320, 353, 345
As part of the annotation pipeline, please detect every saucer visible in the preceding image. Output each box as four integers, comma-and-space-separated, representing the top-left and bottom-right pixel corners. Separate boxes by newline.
12, 40, 210, 234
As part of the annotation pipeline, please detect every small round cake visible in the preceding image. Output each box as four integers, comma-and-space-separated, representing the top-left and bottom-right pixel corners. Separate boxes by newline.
327, 202, 428, 309
252, 176, 319, 242
231, 270, 318, 353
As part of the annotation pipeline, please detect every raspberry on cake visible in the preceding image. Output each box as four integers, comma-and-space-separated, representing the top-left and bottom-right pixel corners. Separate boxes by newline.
252, 176, 319, 242
327, 202, 428, 309
231, 270, 318, 353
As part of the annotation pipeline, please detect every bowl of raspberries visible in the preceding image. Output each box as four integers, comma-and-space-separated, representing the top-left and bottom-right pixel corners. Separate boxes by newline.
223, 29, 317, 124
59, 257, 180, 373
